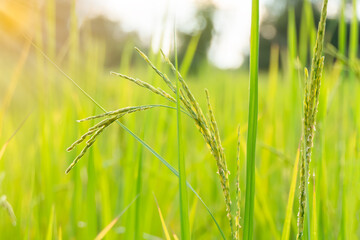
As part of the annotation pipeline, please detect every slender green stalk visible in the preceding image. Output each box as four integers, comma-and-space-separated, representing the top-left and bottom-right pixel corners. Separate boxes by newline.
45, 206, 55, 240
349, 0, 358, 62
288, 7, 300, 126
134, 136, 144, 239
235, 125, 242, 239
95, 196, 139, 240
338, 0, 346, 57
160, 50, 233, 238
243, 0, 259, 239
180, 33, 201, 78
175, 27, 191, 240
299, 2, 308, 65
87, 146, 97, 239
281, 146, 300, 240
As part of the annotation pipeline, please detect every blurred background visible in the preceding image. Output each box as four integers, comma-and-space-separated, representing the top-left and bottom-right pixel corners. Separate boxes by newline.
0, 0, 359, 239
2, 0, 360, 71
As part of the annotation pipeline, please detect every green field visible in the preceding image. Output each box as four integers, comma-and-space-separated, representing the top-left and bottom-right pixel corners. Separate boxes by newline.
1, 0, 360, 239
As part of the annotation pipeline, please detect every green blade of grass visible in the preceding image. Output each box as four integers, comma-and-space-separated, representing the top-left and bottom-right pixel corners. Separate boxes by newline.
0, 112, 31, 161
243, 0, 259, 239
153, 193, 171, 240
87, 147, 97, 239
305, 0, 316, 51
95, 196, 138, 240
180, 33, 201, 78
281, 146, 300, 240
175, 25, 191, 240
117, 119, 227, 240
46, 206, 55, 240
338, 0, 346, 57
349, 0, 358, 62
288, 7, 297, 80
25, 35, 225, 240
134, 130, 144, 239
288, 7, 299, 121
299, 2, 309, 65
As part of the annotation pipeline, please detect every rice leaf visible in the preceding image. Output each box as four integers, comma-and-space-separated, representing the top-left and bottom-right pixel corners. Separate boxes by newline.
153, 193, 171, 240
94, 196, 138, 240
243, 0, 259, 239
46, 206, 55, 240
175, 26, 191, 240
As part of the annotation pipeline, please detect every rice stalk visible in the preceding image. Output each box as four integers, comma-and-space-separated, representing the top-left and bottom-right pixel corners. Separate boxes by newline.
161, 50, 209, 129
174, 28, 191, 240
67, 49, 236, 238
297, 0, 328, 238
26, 34, 225, 238
205, 89, 234, 239
135, 47, 177, 93
66, 46, 237, 238
235, 125, 242, 239
160, 54, 234, 237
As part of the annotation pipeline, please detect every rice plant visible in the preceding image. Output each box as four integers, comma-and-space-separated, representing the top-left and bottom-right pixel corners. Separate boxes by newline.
2, 0, 360, 238
66, 46, 243, 239
297, 0, 328, 238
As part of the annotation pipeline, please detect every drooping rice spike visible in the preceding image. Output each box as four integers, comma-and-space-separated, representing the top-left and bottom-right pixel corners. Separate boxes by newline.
111, 71, 176, 103
88, 115, 121, 131
160, 49, 210, 132
78, 106, 156, 122
66, 128, 97, 152
135, 47, 177, 93
65, 125, 106, 174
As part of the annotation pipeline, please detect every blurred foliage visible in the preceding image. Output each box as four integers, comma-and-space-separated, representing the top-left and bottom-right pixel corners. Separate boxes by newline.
79, 16, 141, 68
1, 0, 360, 239
177, 4, 215, 75
256, 0, 360, 70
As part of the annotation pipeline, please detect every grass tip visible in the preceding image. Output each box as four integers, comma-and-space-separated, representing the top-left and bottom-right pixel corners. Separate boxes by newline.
65, 168, 71, 174
110, 71, 120, 76
134, 47, 145, 57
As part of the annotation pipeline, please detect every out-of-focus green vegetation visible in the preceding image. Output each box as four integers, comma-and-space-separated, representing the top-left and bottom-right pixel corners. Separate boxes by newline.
0, 0, 359, 239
